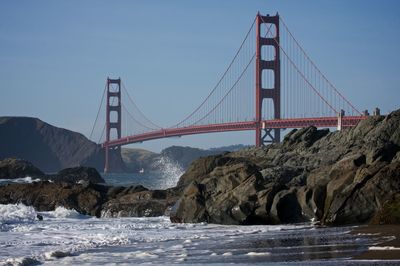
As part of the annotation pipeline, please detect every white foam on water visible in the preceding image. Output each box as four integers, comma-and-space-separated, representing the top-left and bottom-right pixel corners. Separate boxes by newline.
0, 176, 41, 185
369, 246, 400, 250
42, 206, 87, 219
246, 251, 271, 256
0, 204, 37, 225
2, 256, 41, 266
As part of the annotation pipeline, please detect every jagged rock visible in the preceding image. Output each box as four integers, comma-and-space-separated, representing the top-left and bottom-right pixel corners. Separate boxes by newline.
370, 194, 400, 225
323, 161, 400, 225
45, 166, 105, 183
171, 109, 400, 225
0, 181, 108, 216
101, 190, 168, 217
101, 189, 179, 218
270, 187, 306, 223
0, 180, 179, 218
0, 158, 44, 179
171, 158, 265, 224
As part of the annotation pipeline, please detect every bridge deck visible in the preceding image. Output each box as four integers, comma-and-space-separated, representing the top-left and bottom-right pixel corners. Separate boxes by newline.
103, 116, 367, 148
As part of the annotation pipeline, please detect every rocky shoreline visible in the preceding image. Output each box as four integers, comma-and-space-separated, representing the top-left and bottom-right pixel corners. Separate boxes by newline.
0, 159, 180, 217
170, 109, 400, 226
0, 109, 399, 227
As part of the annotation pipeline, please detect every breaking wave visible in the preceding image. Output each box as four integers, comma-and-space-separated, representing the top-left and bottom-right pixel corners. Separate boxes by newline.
152, 156, 184, 189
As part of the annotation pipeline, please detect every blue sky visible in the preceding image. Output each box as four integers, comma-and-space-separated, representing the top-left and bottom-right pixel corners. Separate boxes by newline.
1, 0, 399, 152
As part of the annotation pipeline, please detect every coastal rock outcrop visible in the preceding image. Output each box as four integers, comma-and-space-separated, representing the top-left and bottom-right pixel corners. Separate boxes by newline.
0, 158, 44, 179
171, 109, 400, 225
45, 166, 106, 183
0, 159, 177, 217
101, 188, 179, 217
0, 181, 179, 218
0, 181, 108, 216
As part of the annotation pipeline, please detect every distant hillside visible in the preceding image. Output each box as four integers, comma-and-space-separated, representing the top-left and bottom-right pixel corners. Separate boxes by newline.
0, 117, 123, 173
122, 144, 250, 172
122, 148, 159, 172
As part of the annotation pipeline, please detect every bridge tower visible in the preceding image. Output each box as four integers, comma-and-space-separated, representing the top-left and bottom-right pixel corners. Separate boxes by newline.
255, 12, 281, 147
104, 77, 122, 173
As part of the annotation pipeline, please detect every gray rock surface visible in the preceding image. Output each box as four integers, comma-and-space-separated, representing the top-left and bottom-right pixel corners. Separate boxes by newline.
0, 181, 180, 218
45, 166, 106, 183
171, 109, 400, 225
0, 158, 44, 179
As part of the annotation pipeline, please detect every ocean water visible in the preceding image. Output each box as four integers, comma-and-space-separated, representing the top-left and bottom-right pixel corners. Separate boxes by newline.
0, 204, 398, 265
1, 160, 399, 265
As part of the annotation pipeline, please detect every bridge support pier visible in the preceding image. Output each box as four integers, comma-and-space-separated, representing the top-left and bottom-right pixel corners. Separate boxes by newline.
255, 12, 281, 147
104, 77, 122, 173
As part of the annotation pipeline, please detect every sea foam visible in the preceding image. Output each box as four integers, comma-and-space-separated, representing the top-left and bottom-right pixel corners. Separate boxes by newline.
43, 206, 87, 219
0, 204, 37, 225
0, 176, 41, 185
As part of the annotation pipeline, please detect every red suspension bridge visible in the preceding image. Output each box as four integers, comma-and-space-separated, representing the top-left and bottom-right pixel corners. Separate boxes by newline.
90, 12, 369, 173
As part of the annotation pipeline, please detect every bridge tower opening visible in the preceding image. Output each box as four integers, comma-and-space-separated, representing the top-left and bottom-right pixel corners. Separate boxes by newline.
104, 77, 122, 173
255, 12, 281, 147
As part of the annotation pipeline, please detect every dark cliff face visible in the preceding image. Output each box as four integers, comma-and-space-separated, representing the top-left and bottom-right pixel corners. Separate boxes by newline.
0, 158, 44, 179
0, 117, 123, 173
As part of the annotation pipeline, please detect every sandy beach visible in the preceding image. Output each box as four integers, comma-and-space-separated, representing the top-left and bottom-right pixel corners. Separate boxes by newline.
353, 225, 400, 260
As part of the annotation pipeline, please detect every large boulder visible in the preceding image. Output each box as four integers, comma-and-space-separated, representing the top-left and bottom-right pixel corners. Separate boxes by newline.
46, 166, 105, 183
0, 181, 109, 216
323, 161, 400, 225
0, 158, 44, 179
171, 157, 266, 224
101, 188, 176, 217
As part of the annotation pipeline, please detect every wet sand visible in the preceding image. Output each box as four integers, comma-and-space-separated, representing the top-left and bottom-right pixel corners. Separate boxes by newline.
352, 225, 400, 260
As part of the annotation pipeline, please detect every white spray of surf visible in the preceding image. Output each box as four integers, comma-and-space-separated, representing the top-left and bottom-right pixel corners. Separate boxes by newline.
0, 176, 41, 185
0, 203, 37, 226
152, 155, 184, 189
42, 206, 87, 219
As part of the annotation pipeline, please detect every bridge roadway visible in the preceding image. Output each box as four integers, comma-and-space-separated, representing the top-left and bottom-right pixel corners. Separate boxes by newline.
103, 116, 367, 148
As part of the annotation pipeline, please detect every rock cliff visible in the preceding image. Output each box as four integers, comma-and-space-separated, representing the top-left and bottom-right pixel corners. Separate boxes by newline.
0, 158, 44, 179
0, 117, 124, 172
171, 110, 400, 225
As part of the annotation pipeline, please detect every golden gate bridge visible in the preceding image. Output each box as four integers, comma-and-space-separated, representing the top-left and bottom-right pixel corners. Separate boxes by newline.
89, 12, 368, 172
